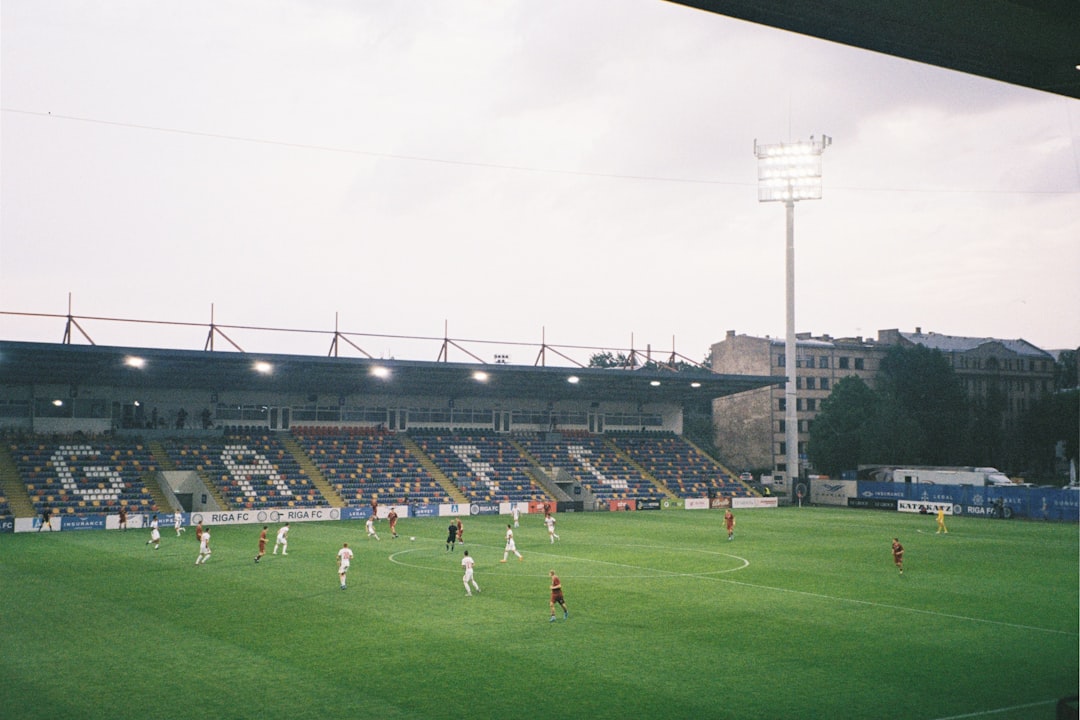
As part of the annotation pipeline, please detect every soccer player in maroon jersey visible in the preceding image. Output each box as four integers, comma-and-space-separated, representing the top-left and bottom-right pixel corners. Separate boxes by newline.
255, 526, 268, 563
549, 570, 568, 622
892, 538, 904, 574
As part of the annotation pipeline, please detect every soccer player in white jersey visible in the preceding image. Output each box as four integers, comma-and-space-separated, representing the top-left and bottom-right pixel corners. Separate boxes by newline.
273, 523, 289, 555
173, 510, 185, 536
544, 513, 560, 544
366, 515, 380, 541
146, 514, 161, 549
512, 505, 520, 528
337, 542, 354, 590
501, 524, 523, 563
195, 529, 211, 565
461, 550, 480, 596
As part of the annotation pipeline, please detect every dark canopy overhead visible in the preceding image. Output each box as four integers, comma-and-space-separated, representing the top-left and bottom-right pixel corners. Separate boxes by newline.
669, 0, 1080, 99
0, 341, 780, 405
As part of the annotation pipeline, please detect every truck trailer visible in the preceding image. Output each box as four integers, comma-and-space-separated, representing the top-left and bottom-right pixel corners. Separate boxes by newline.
889, 467, 1015, 487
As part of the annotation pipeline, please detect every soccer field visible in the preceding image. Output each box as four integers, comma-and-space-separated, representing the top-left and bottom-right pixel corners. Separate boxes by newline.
1, 507, 1076, 720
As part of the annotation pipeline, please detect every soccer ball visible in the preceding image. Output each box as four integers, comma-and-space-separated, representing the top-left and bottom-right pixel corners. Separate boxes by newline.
409, 536, 416, 541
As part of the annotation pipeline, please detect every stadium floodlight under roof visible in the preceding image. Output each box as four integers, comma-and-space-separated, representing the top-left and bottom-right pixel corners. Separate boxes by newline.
753, 136, 831, 202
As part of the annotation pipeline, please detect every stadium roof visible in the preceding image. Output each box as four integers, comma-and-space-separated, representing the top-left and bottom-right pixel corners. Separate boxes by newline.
669, 0, 1080, 99
0, 341, 781, 405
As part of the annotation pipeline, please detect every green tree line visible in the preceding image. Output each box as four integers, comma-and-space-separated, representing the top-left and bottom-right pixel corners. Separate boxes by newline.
807, 345, 1079, 482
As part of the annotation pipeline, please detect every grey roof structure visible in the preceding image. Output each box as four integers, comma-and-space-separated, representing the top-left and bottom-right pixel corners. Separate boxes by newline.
669, 0, 1080, 100
0, 340, 781, 405
897, 331, 1053, 359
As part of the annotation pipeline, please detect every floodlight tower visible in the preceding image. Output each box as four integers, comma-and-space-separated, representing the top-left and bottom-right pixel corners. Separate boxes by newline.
754, 135, 831, 491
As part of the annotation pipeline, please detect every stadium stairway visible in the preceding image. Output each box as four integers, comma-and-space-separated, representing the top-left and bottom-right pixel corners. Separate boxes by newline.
400, 436, 468, 504
0, 443, 36, 517
507, 437, 564, 502
602, 437, 680, 501
195, 467, 232, 510
680, 437, 759, 496
131, 442, 173, 511
150, 440, 231, 510
148, 440, 179, 472
281, 434, 345, 508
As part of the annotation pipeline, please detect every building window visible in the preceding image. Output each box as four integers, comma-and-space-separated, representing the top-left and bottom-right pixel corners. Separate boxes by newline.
796, 377, 802, 389
778, 420, 786, 432
819, 356, 828, 368
839, 357, 850, 369
779, 399, 786, 411
779, 442, 787, 455
854, 358, 865, 370
806, 398, 816, 411
805, 377, 816, 390
777, 354, 785, 367
820, 377, 830, 390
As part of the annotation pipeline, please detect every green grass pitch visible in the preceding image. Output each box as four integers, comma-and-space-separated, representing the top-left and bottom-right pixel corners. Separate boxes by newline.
1, 507, 1076, 720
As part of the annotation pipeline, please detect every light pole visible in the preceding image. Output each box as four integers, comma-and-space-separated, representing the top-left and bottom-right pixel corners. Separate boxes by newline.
754, 135, 831, 490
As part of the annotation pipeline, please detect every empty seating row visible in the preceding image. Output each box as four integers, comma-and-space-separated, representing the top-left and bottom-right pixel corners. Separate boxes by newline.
412, 433, 548, 503
292, 427, 450, 506
516, 433, 666, 502
163, 434, 323, 509
610, 434, 750, 498
9, 440, 158, 514
3, 430, 748, 516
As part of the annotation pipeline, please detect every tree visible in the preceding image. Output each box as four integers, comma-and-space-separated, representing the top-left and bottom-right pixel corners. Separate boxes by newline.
966, 383, 1008, 467
807, 375, 876, 476
875, 344, 968, 465
588, 352, 630, 369
1054, 349, 1078, 390
1016, 388, 1079, 481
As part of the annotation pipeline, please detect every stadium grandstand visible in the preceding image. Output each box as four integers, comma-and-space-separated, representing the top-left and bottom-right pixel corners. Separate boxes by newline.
0, 336, 780, 529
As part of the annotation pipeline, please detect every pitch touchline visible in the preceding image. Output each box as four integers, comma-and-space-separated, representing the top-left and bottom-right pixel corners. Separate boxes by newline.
704, 575, 1075, 637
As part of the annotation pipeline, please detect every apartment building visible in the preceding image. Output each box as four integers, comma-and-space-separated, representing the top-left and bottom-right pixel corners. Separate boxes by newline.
710, 328, 1055, 478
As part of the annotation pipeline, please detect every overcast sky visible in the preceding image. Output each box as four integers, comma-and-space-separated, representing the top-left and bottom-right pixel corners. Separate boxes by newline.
2, 0, 1078, 366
